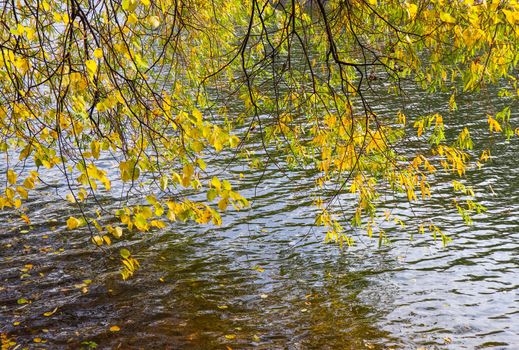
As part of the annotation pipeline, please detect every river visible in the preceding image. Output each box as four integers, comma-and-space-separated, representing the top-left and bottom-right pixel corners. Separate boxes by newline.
0, 85, 518, 349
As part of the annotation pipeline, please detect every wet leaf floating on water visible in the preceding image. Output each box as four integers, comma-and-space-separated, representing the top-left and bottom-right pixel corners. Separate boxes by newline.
20, 264, 32, 272
43, 307, 58, 317
109, 326, 120, 332
81, 341, 98, 349
252, 265, 265, 272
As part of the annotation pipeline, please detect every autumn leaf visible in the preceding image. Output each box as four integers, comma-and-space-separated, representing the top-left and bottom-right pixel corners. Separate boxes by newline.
67, 217, 82, 230
43, 307, 58, 317
109, 325, 121, 332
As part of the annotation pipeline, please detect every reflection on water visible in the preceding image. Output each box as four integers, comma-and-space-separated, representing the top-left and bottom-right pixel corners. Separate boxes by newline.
0, 89, 518, 349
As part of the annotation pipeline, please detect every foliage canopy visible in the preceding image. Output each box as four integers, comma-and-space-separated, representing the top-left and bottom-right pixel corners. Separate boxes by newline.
1, 0, 518, 277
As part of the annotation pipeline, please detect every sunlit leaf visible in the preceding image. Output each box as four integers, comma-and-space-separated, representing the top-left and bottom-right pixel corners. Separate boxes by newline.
66, 217, 80, 230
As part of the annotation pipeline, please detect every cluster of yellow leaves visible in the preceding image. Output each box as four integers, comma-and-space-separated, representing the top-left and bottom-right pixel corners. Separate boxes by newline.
207, 176, 249, 212
1, 333, 17, 350
77, 163, 111, 191
0, 0, 516, 273
315, 206, 352, 248
0, 170, 38, 219
119, 248, 140, 280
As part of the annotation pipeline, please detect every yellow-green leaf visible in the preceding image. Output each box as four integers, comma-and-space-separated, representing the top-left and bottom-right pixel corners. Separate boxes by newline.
440, 12, 456, 24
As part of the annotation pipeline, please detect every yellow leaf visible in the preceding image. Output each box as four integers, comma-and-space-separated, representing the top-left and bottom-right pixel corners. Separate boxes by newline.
192, 108, 203, 124
16, 186, 28, 199
21, 214, 30, 224
5, 187, 14, 201
7, 169, 17, 185
13, 198, 21, 208
90, 140, 101, 159
26, 27, 36, 40
218, 198, 228, 211
66, 216, 80, 230
94, 48, 103, 59
149, 16, 160, 28
11, 23, 24, 36
109, 325, 121, 332
85, 60, 97, 77
407, 3, 418, 20
122, 0, 138, 12
229, 135, 240, 148
252, 265, 265, 272
224, 334, 236, 340
151, 220, 166, 228
92, 235, 104, 246
487, 115, 502, 133
440, 12, 456, 24
113, 226, 123, 238
127, 13, 138, 25
43, 307, 58, 317
103, 235, 112, 245
211, 176, 221, 190
23, 177, 34, 189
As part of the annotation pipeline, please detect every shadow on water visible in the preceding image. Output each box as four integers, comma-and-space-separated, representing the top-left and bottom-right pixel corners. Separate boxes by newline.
1, 194, 398, 349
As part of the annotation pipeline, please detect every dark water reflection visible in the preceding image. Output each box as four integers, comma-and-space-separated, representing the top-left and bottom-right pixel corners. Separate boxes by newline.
0, 88, 518, 349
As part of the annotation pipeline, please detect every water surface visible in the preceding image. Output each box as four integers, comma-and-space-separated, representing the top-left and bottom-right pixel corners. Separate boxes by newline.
0, 88, 518, 349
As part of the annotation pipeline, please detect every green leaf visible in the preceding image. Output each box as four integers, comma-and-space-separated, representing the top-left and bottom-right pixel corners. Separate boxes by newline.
207, 188, 218, 201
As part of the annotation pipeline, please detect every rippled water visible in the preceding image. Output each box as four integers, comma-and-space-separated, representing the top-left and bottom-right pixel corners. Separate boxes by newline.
1, 88, 518, 349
